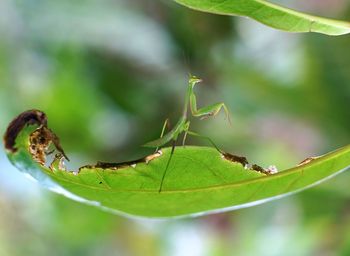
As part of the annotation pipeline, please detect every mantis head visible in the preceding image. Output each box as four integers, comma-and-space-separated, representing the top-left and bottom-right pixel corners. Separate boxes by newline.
189, 75, 202, 88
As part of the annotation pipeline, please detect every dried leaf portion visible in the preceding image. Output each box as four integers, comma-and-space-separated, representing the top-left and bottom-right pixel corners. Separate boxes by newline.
4, 109, 69, 167
49, 153, 66, 171
251, 164, 278, 175
79, 151, 163, 172
297, 156, 321, 166
29, 126, 53, 165
222, 152, 278, 175
4, 110, 47, 152
222, 152, 249, 167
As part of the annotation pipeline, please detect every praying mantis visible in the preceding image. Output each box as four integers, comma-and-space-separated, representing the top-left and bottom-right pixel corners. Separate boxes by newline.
144, 75, 231, 192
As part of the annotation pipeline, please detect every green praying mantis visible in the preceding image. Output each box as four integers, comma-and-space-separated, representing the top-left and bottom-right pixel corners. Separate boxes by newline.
144, 75, 231, 192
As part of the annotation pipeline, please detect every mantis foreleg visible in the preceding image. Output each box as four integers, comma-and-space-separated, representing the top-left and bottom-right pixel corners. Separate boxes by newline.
189, 79, 231, 124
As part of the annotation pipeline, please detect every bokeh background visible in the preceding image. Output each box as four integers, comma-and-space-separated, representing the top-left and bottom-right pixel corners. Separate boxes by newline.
1, 0, 350, 255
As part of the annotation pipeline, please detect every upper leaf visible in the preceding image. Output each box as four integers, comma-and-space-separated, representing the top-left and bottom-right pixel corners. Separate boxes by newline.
174, 0, 350, 35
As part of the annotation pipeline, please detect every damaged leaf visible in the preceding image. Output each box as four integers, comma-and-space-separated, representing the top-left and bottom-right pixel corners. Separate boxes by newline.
174, 0, 350, 36
3, 110, 350, 218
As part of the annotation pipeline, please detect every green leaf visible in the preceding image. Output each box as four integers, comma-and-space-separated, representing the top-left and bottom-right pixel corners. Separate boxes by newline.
4, 112, 350, 218
174, 0, 350, 35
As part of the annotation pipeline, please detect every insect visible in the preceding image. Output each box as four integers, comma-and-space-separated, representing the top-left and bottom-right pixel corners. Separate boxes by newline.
144, 75, 231, 192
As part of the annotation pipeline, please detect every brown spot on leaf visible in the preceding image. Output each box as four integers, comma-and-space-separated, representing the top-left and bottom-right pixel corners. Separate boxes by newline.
222, 152, 249, 168
144, 150, 162, 164
251, 164, 278, 175
83, 158, 145, 171
80, 150, 163, 172
49, 153, 66, 171
251, 164, 266, 173
222, 151, 277, 175
30, 127, 51, 165
297, 156, 320, 166
29, 124, 69, 166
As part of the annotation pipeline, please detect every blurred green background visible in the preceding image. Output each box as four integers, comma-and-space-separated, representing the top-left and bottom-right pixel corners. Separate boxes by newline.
1, 0, 350, 255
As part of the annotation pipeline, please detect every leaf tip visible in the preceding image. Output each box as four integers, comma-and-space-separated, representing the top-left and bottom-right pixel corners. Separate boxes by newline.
4, 109, 70, 170
3, 109, 48, 153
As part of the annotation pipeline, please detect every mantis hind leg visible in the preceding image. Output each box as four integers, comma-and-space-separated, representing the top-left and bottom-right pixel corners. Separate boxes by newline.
182, 121, 191, 147
155, 118, 170, 152
222, 104, 232, 127
181, 122, 221, 151
159, 140, 176, 193
186, 130, 223, 154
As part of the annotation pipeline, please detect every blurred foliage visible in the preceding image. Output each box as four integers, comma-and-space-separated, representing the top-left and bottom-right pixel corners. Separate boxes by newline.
0, 0, 349, 255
